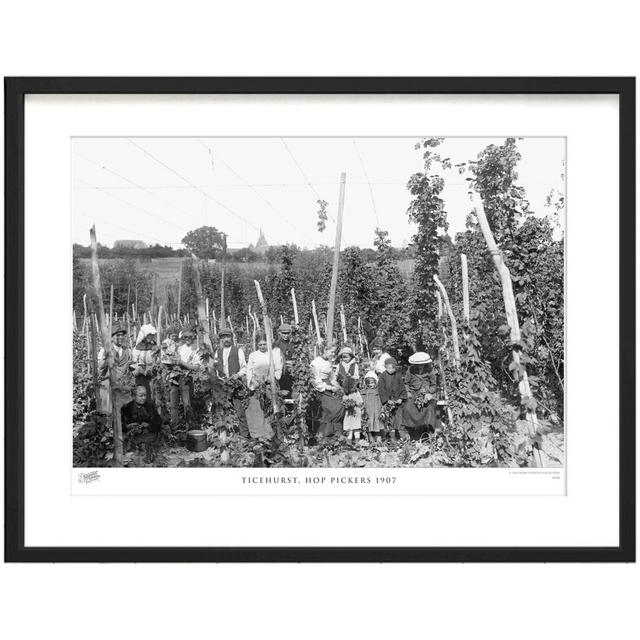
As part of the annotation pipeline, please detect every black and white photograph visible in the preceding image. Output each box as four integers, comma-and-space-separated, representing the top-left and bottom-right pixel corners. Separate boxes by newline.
72, 135, 565, 470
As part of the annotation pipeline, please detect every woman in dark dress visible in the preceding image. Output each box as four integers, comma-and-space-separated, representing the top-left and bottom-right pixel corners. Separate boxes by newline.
402, 351, 439, 440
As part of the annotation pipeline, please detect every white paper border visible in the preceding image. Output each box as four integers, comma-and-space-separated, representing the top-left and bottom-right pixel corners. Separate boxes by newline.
24, 93, 619, 547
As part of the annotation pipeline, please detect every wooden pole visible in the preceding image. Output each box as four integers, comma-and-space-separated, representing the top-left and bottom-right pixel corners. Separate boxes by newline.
356, 316, 364, 356
433, 275, 461, 367
311, 299, 322, 344
177, 260, 183, 322
90, 226, 123, 466
125, 310, 131, 347
227, 316, 237, 345
250, 312, 257, 350
472, 193, 544, 467
82, 293, 88, 332
291, 288, 299, 325
461, 253, 470, 324
339, 304, 348, 344
109, 283, 114, 330
126, 283, 131, 322
150, 273, 157, 317
205, 297, 210, 334
254, 280, 278, 413
88, 307, 100, 411
220, 234, 227, 329
326, 172, 346, 343
190, 255, 213, 353
436, 290, 443, 321
83, 294, 90, 372
157, 305, 164, 345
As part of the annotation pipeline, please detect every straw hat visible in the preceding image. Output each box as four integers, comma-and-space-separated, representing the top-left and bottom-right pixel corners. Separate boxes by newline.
339, 346, 354, 357
218, 327, 233, 337
408, 351, 432, 365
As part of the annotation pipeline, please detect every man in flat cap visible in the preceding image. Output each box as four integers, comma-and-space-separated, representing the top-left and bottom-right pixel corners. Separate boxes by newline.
214, 327, 249, 438
169, 326, 201, 426
97, 321, 132, 415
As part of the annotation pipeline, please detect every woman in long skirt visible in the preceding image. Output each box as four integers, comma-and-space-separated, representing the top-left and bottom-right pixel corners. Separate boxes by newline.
309, 342, 345, 438
402, 351, 439, 440
245, 331, 283, 439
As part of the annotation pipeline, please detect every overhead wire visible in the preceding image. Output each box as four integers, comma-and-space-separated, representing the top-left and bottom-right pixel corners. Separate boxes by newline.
198, 140, 318, 245
128, 139, 259, 232
280, 138, 337, 224
74, 152, 201, 228
74, 177, 185, 231
352, 139, 381, 229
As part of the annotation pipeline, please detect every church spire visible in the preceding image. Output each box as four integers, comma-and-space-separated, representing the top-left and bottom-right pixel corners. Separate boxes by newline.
255, 228, 268, 249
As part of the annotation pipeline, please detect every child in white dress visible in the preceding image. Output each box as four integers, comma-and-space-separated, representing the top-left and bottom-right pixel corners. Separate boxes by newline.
336, 346, 363, 442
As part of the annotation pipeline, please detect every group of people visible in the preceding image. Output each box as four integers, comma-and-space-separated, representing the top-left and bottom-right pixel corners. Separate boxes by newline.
309, 337, 440, 443
95, 321, 299, 447
93, 320, 441, 450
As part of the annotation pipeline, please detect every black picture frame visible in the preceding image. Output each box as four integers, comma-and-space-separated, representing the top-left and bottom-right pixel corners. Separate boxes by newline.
4, 76, 635, 563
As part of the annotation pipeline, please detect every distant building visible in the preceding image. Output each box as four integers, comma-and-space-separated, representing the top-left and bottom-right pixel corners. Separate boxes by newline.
114, 239, 148, 250
254, 228, 269, 255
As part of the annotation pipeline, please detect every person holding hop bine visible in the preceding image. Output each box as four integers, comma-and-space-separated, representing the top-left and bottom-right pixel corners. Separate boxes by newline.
214, 327, 250, 438
336, 346, 363, 442
310, 342, 345, 440
377, 356, 409, 441
402, 351, 439, 440
361, 370, 384, 443
245, 331, 284, 439
273, 323, 295, 399
169, 326, 201, 427
97, 321, 132, 416
130, 323, 160, 398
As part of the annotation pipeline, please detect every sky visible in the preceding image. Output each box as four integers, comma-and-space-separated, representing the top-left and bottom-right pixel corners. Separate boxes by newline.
72, 136, 566, 250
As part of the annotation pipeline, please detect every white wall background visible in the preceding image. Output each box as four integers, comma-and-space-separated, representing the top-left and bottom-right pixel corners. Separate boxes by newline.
1, 2, 637, 639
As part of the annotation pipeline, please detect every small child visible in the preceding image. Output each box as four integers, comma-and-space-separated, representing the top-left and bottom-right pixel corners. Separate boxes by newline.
377, 356, 408, 441
361, 370, 383, 443
336, 346, 363, 442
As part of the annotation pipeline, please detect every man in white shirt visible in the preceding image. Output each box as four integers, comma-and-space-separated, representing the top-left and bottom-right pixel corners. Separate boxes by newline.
168, 327, 200, 427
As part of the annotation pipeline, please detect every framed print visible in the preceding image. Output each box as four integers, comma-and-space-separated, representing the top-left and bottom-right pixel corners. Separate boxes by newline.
4, 76, 635, 562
